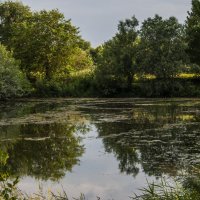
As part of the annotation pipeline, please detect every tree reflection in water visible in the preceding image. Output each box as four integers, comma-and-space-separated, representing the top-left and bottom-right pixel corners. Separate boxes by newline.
0, 100, 88, 181
4, 123, 84, 181
1, 99, 200, 186
91, 100, 200, 178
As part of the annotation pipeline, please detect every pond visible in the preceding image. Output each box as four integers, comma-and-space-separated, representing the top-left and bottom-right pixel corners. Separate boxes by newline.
0, 98, 200, 199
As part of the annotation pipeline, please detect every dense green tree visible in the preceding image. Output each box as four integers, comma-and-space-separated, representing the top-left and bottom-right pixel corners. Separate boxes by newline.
10, 9, 83, 82
186, 0, 200, 66
0, 1, 199, 98
0, 1, 32, 46
95, 16, 139, 95
0, 44, 29, 99
0, 1, 94, 97
137, 15, 187, 79
90, 46, 103, 65
65, 47, 94, 73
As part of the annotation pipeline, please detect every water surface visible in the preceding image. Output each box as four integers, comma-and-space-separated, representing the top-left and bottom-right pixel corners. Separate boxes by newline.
1, 98, 200, 199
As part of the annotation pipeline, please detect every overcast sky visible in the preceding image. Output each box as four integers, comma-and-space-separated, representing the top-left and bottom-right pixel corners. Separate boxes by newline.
16, 0, 191, 47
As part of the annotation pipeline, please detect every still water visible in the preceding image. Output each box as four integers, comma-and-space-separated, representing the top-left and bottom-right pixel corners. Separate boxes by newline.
0, 98, 200, 199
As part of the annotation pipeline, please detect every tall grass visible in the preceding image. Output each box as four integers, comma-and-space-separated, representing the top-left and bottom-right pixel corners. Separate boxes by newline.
131, 178, 200, 200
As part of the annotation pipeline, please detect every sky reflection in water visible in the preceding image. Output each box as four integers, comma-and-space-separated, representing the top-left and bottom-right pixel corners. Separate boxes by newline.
1, 98, 200, 199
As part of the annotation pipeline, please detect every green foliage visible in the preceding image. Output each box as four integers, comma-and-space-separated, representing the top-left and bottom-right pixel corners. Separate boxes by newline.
0, 1, 200, 98
0, 44, 30, 99
0, 177, 19, 200
68, 47, 94, 72
94, 14, 192, 97
132, 78, 200, 98
34, 70, 95, 97
95, 16, 139, 96
0, 1, 94, 97
0, 149, 20, 200
186, 0, 200, 66
0, 1, 96, 99
131, 179, 200, 200
0, 1, 32, 47
137, 15, 188, 79
10, 9, 82, 82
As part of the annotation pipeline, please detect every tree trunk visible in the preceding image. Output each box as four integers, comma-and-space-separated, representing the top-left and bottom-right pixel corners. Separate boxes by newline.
127, 73, 133, 90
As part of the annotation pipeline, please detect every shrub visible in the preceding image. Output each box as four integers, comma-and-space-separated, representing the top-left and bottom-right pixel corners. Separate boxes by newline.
0, 44, 30, 99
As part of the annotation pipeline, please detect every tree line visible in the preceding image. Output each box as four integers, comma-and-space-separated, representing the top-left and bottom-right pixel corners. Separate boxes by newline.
0, 0, 200, 99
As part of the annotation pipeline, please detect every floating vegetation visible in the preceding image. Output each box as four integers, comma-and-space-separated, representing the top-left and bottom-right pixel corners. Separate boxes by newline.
1, 98, 200, 198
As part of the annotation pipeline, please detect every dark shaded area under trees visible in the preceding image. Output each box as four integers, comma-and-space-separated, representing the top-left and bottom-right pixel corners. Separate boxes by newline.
0, 0, 200, 99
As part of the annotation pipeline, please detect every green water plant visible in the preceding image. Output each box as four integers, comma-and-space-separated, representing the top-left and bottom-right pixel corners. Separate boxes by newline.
131, 178, 200, 200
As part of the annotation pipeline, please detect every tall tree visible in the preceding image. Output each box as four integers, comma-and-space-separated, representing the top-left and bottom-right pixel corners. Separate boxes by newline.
96, 16, 139, 95
137, 15, 187, 79
10, 9, 82, 81
186, 0, 200, 66
0, 1, 32, 47
0, 1, 93, 83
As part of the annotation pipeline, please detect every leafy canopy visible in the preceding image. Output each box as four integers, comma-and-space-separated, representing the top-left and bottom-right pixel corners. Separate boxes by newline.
186, 0, 200, 66
0, 1, 32, 46
0, 1, 94, 85
11, 9, 83, 81
95, 16, 139, 95
137, 15, 188, 79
